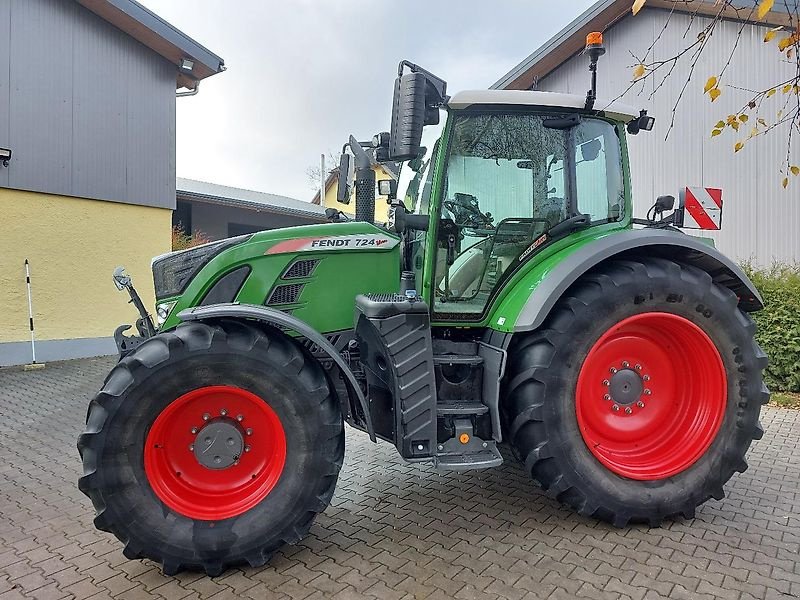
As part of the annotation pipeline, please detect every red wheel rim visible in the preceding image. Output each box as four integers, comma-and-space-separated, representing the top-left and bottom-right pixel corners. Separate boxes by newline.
144, 386, 286, 520
576, 312, 726, 480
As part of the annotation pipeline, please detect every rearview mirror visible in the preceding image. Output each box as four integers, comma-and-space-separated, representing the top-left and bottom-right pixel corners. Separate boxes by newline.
389, 72, 427, 161
580, 139, 602, 162
336, 153, 353, 204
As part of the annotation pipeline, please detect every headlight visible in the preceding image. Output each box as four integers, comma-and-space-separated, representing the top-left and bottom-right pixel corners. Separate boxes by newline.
151, 235, 250, 301
155, 301, 177, 326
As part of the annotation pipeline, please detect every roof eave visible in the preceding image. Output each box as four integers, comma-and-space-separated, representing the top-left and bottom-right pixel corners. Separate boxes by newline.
76, 0, 225, 88
492, 0, 796, 91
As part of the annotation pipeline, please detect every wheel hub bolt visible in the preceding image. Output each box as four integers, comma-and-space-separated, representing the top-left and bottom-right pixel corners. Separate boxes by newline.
244, 445, 251, 452
635, 364, 642, 371
202, 413, 210, 421
246, 428, 253, 436
236, 414, 244, 422
603, 394, 611, 401
220, 409, 228, 416
610, 367, 618, 374
643, 375, 650, 382
622, 361, 630, 368
190, 427, 198, 434
625, 407, 632, 414
644, 389, 652, 396
602, 379, 610, 386
612, 404, 620, 411
637, 401, 645, 408
189, 444, 194, 451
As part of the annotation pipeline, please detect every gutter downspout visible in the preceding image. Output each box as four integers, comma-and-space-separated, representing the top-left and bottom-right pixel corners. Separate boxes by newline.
176, 81, 200, 98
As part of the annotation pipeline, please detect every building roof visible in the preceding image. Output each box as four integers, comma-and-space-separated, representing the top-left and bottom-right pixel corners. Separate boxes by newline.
448, 90, 639, 120
177, 178, 327, 221
492, 0, 798, 91
76, 0, 224, 89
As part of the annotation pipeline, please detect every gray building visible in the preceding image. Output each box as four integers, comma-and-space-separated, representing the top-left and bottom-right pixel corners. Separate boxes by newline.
176, 178, 327, 241
1, 0, 224, 208
494, 0, 799, 265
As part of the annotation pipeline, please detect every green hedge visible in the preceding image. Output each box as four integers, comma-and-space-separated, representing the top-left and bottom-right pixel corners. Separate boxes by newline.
743, 263, 800, 393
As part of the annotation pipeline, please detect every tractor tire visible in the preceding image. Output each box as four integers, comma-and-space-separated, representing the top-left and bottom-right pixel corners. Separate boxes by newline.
503, 257, 768, 527
78, 319, 344, 575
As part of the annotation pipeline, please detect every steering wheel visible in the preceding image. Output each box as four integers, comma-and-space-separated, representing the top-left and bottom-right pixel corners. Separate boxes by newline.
444, 193, 494, 229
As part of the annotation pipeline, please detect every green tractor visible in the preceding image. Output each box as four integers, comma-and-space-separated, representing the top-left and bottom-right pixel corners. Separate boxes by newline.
78, 36, 768, 576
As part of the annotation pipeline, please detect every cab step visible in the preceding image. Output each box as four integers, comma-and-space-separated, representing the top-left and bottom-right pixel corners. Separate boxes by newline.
433, 355, 484, 365
434, 441, 503, 471
437, 402, 488, 415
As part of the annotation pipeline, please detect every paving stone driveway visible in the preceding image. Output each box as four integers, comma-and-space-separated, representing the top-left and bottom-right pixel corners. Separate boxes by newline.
0, 357, 798, 600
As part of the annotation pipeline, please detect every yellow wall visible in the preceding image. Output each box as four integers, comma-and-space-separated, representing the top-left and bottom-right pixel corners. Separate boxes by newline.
0, 188, 171, 343
322, 166, 393, 224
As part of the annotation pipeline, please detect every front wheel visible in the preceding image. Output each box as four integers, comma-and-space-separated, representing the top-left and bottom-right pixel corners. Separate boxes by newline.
503, 257, 769, 526
78, 320, 344, 575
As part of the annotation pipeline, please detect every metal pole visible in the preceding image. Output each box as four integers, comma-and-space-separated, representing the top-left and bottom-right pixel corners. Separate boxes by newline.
320, 153, 326, 206
24, 259, 36, 364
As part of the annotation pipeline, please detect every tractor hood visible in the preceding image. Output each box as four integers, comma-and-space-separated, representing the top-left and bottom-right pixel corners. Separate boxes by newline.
157, 221, 402, 334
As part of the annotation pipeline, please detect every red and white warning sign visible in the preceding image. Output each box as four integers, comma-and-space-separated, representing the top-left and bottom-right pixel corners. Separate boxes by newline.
681, 187, 723, 230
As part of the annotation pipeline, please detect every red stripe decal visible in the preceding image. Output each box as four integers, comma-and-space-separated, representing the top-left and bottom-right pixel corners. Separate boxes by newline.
265, 237, 322, 255
707, 188, 723, 209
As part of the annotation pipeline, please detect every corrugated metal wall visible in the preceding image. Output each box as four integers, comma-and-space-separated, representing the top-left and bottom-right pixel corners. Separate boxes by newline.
539, 8, 799, 265
0, 0, 176, 209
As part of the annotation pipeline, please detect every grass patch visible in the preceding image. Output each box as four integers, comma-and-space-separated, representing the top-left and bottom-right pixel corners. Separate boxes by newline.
770, 392, 800, 409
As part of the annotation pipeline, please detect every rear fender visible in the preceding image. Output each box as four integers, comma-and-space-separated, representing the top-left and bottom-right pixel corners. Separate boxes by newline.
178, 303, 375, 441
511, 229, 763, 333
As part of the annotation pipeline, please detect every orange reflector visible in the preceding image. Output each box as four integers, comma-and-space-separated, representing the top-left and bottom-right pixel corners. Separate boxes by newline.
586, 31, 603, 46
459, 433, 470, 444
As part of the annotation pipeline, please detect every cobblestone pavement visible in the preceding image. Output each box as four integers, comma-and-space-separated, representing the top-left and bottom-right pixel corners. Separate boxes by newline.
0, 357, 798, 600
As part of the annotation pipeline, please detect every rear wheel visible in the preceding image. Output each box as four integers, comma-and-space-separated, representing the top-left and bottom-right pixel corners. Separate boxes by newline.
78, 319, 343, 575
503, 258, 768, 526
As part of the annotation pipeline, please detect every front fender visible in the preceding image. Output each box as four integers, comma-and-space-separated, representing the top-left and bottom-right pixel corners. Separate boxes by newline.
497, 229, 763, 334
177, 303, 375, 441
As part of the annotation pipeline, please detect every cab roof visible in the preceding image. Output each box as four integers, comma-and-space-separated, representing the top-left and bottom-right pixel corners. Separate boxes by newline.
447, 90, 639, 122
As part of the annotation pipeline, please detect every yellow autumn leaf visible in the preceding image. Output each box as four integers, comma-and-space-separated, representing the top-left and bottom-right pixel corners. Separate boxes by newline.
749, 127, 759, 138
764, 28, 779, 43
715, 120, 725, 129
791, 166, 800, 176
783, 177, 789, 189
758, 118, 767, 126
767, 88, 777, 97
739, 114, 749, 123
783, 84, 793, 93
734, 142, 744, 152
704, 76, 718, 93
711, 129, 722, 137
757, 0, 775, 20
778, 36, 794, 51
730, 121, 740, 131
632, 64, 646, 79
632, 0, 646, 15
709, 88, 722, 102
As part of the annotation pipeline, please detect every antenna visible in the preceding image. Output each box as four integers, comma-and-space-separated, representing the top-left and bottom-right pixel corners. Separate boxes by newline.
584, 32, 606, 111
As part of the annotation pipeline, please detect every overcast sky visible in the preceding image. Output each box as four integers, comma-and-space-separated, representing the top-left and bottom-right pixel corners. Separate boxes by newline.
140, 1, 597, 201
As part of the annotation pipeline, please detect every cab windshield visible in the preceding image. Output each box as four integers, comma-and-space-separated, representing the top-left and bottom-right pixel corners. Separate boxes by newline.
434, 111, 624, 318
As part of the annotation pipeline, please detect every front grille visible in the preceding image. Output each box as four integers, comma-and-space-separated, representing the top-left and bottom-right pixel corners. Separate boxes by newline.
152, 235, 250, 300
266, 283, 304, 305
282, 259, 319, 279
